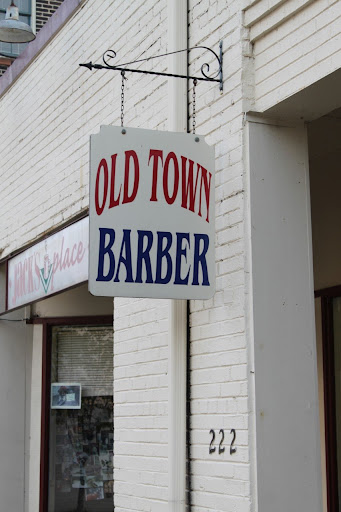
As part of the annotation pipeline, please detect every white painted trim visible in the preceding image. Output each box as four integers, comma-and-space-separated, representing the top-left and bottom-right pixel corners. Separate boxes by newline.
244, 120, 258, 512
248, 121, 322, 512
27, 323, 43, 512
245, 111, 303, 127
167, 0, 188, 510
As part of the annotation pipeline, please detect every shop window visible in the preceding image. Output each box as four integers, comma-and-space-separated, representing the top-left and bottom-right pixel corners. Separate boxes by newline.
0, 0, 33, 57
47, 325, 114, 512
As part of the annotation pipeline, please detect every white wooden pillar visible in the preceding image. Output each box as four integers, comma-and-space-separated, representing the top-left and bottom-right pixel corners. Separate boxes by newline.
247, 118, 323, 512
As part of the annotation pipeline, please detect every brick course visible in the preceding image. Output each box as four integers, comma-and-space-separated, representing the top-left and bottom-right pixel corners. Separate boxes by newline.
36, 0, 64, 31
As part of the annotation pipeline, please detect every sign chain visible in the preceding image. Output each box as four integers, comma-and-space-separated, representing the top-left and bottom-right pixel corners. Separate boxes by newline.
192, 78, 197, 134
121, 70, 126, 127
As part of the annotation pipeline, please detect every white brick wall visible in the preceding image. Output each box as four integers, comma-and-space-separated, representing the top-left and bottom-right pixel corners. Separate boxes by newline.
0, 0, 333, 508
0, 0, 335, 508
114, 297, 169, 512
244, 0, 341, 112
188, 0, 251, 509
0, 0, 168, 259
0, 0, 275, 511
0, 1, 173, 510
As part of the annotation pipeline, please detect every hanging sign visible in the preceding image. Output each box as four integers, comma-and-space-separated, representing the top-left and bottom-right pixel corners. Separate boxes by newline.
7, 217, 88, 310
89, 126, 215, 300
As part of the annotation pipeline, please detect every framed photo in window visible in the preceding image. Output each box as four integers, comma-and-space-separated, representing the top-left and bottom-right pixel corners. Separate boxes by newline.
51, 383, 82, 409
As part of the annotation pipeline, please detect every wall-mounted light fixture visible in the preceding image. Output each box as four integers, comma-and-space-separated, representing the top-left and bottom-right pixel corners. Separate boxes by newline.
0, 1, 35, 43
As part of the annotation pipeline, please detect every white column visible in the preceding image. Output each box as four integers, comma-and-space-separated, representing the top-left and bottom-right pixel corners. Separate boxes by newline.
167, 1, 188, 511
248, 118, 323, 512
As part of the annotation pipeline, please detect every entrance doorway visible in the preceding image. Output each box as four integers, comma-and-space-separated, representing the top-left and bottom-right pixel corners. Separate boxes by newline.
309, 107, 341, 512
37, 315, 114, 512
48, 324, 114, 512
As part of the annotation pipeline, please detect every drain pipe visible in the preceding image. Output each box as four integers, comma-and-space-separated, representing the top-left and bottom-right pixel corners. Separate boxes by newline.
167, 1, 188, 511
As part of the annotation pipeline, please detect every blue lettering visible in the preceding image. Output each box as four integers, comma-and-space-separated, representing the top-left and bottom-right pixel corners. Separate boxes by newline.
192, 233, 210, 286
114, 229, 134, 283
155, 231, 173, 284
96, 228, 115, 281
174, 232, 190, 285
136, 230, 154, 283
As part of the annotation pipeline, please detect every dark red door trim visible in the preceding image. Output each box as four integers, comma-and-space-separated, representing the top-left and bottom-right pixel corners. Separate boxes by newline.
39, 322, 51, 512
321, 296, 339, 512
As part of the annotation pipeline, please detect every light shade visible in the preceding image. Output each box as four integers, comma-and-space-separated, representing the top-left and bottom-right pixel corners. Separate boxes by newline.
0, 2, 35, 43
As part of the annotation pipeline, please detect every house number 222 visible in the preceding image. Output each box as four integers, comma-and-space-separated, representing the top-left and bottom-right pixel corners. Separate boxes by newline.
209, 429, 237, 455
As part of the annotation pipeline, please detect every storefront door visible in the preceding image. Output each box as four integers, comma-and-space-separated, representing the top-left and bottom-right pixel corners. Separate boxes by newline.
40, 319, 114, 512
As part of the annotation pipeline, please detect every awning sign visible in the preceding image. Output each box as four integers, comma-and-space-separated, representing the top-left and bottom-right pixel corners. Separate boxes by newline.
89, 126, 215, 299
7, 217, 88, 310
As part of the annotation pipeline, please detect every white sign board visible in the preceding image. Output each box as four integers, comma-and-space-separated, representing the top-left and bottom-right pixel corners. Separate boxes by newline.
89, 126, 215, 299
7, 217, 88, 310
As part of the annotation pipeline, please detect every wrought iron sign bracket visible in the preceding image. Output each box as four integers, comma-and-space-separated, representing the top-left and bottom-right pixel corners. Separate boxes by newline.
79, 41, 223, 92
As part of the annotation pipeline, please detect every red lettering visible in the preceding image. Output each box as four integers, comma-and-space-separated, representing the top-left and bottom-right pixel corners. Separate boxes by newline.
28, 256, 34, 293
123, 150, 139, 204
12, 261, 27, 304
163, 152, 179, 205
148, 149, 163, 201
198, 165, 212, 223
20, 262, 26, 296
50, 252, 58, 291
62, 248, 70, 269
13, 265, 19, 305
71, 243, 77, 265
52, 252, 59, 274
24, 260, 29, 295
109, 154, 121, 208
181, 157, 200, 213
34, 253, 40, 291
58, 237, 64, 272
95, 159, 109, 215
77, 241, 85, 263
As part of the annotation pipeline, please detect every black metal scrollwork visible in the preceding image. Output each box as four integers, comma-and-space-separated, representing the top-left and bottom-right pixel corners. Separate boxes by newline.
80, 42, 223, 91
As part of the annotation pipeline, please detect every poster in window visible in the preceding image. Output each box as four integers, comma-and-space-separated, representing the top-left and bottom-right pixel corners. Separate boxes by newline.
51, 383, 82, 409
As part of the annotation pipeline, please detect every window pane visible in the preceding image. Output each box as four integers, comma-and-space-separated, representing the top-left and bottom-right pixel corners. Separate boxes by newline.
16, 0, 31, 13
0, 0, 30, 13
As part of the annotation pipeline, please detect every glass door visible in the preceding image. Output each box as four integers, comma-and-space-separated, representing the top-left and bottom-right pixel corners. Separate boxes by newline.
47, 325, 114, 512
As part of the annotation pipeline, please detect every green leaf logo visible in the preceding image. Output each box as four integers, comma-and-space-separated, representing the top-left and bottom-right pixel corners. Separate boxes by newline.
39, 262, 53, 294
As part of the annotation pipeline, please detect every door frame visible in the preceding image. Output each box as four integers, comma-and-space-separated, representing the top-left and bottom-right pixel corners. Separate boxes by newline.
316, 286, 341, 511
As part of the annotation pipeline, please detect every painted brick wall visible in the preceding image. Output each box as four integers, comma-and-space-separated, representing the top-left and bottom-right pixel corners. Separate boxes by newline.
1, 0, 334, 509
188, 0, 253, 510
0, 1, 253, 511
0, 0, 171, 510
244, 0, 341, 112
114, 297, 169, 512
0, 0, 168, 259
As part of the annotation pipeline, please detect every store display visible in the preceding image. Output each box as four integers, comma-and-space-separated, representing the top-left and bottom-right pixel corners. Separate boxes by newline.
50, 395, 113, 511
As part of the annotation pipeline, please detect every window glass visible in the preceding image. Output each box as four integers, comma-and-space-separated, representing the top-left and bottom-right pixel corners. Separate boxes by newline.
48, 326, 114, 512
